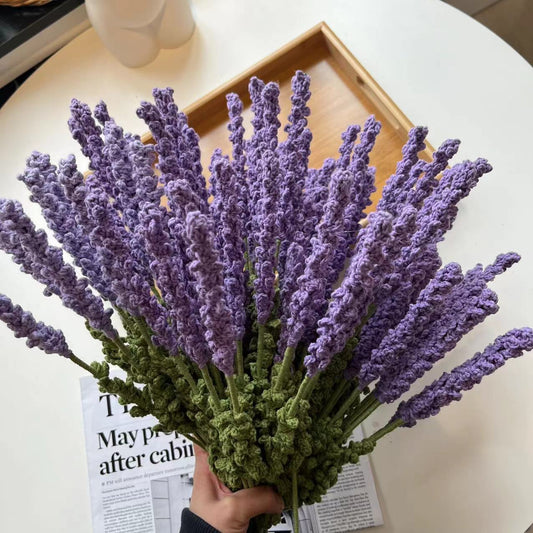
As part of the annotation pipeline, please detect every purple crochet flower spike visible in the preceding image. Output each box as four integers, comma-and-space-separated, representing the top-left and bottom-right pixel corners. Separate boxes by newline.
277, 71, 312, 269
253, 82, 281, 325
0, 199, 117, 339
139, 203, 210, 366
186, 211, 236, 375
226, 93, 249, 230
378, 254, 519, 402
285, 168, 352, 348
359, 262, 464, 389
208, 153, 247, 339
0, 294, 72, 357
378, 126, 428, 216
393, 328, 533, 427
305, 211, 393, 377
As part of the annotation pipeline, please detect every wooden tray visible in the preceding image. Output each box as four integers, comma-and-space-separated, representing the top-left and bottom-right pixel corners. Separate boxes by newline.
143, 22, 433, 204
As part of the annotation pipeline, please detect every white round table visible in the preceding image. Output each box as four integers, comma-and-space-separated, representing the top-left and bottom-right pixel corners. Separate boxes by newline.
1, 1, 532, 532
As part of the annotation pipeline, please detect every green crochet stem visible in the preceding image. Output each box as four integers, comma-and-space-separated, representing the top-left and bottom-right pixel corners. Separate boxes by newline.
321, 380, 350, 419
236, 340, 244, 379
292, 468, 299, 533
134, 316, 154, 351
112, 337, 133, 360
210, 363, 225, 397
288, 375, 318, 418
176, 357, 199, 394
368, 418, 404, 442
255, 324, 267, 378
226, 374, 241, 414
331, 387, 360, 423
343, 393, 381, 440
69, 353, 98, 375
200, 366, 221, 410
274, 346, 295, 392
275, 238, 281, 264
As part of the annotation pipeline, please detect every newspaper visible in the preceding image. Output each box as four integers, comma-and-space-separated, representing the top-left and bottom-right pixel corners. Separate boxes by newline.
80, 374, 383, 533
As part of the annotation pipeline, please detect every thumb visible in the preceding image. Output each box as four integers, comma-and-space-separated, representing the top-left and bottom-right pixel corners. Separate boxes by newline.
231, 486, 284, 520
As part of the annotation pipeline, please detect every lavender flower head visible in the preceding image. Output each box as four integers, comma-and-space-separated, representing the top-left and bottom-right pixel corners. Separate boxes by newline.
305, 211, 393, 377
0, 294, 71, 357
285, 169, 352, 347
186, 211, 236, 375
394, 328, 533, 427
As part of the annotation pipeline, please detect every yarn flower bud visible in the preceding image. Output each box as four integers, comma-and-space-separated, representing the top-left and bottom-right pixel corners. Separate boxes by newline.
226, 93, 249, 229
285, 169, 352, 347
305, 211, 393, 377
0, 294, 72, 357
359, 262, 464, 388
378, 126, 428, 216
185, 211, 236, 375
393, 328, 533, 427
0, 199, 117, 339
407, 138, 461, 208
209, 153, 247, 339
139, 204, 210, 366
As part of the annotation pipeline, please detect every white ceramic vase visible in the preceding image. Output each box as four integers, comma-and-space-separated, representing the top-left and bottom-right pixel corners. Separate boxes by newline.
85, 0, 195, 68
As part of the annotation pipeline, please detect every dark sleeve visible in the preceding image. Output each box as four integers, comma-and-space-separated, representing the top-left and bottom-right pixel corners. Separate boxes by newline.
179, 508, 221, 533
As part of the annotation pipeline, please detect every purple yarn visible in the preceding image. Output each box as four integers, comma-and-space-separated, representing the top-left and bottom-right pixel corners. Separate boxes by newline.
0, 199, 117, 339
482, 252, 521, 282
102, 121, 139, 230
378, 126, 428, 216
18, 152, 112, 301
277, 72, 312, 277
209, 153, 247, 339
354, 157, 491, 366
345, 205, 420, 380
407, 138, 461, 208
359, 262, 464, 389
151, 87, 208, 210
253, 146, 280, 324
226, 93, 249, 230
410, 158, 492, 253
354, 243, 442, 374
93, 100, 112, 126
0, 294, 72, 357
166, 178, 205, 224
277, 241, 305, 360
376, 253, 519, 403
56, 155, 115, 301
337, 125, 360, 170
245, 77, 266, 257
329, 117, 381, 283
285, 169, 352, 347
252, 82, 281, 325
185, 211, 236, 375
301, 158, 336, 251
139, 204, 210, 365
304, 211, 393, 377
83, 184, 174, 349
393, 328, 533, 427
68, 99, 114, 198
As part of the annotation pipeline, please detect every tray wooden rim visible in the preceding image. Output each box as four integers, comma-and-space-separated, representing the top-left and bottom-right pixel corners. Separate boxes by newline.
141, 21, 434, 157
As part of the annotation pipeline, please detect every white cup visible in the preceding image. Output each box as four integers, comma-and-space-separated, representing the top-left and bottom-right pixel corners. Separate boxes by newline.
85, 0, 195, 68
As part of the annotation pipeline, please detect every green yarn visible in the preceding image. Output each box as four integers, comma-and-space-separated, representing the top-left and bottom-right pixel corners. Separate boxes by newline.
78, 302, 401, 532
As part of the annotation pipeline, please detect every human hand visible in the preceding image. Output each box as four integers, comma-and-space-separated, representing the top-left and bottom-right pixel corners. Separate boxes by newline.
190, 445, 284, 533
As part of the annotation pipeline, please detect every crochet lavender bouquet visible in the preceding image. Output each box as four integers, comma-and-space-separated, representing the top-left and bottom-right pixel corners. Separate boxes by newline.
1, 72, 532, 531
